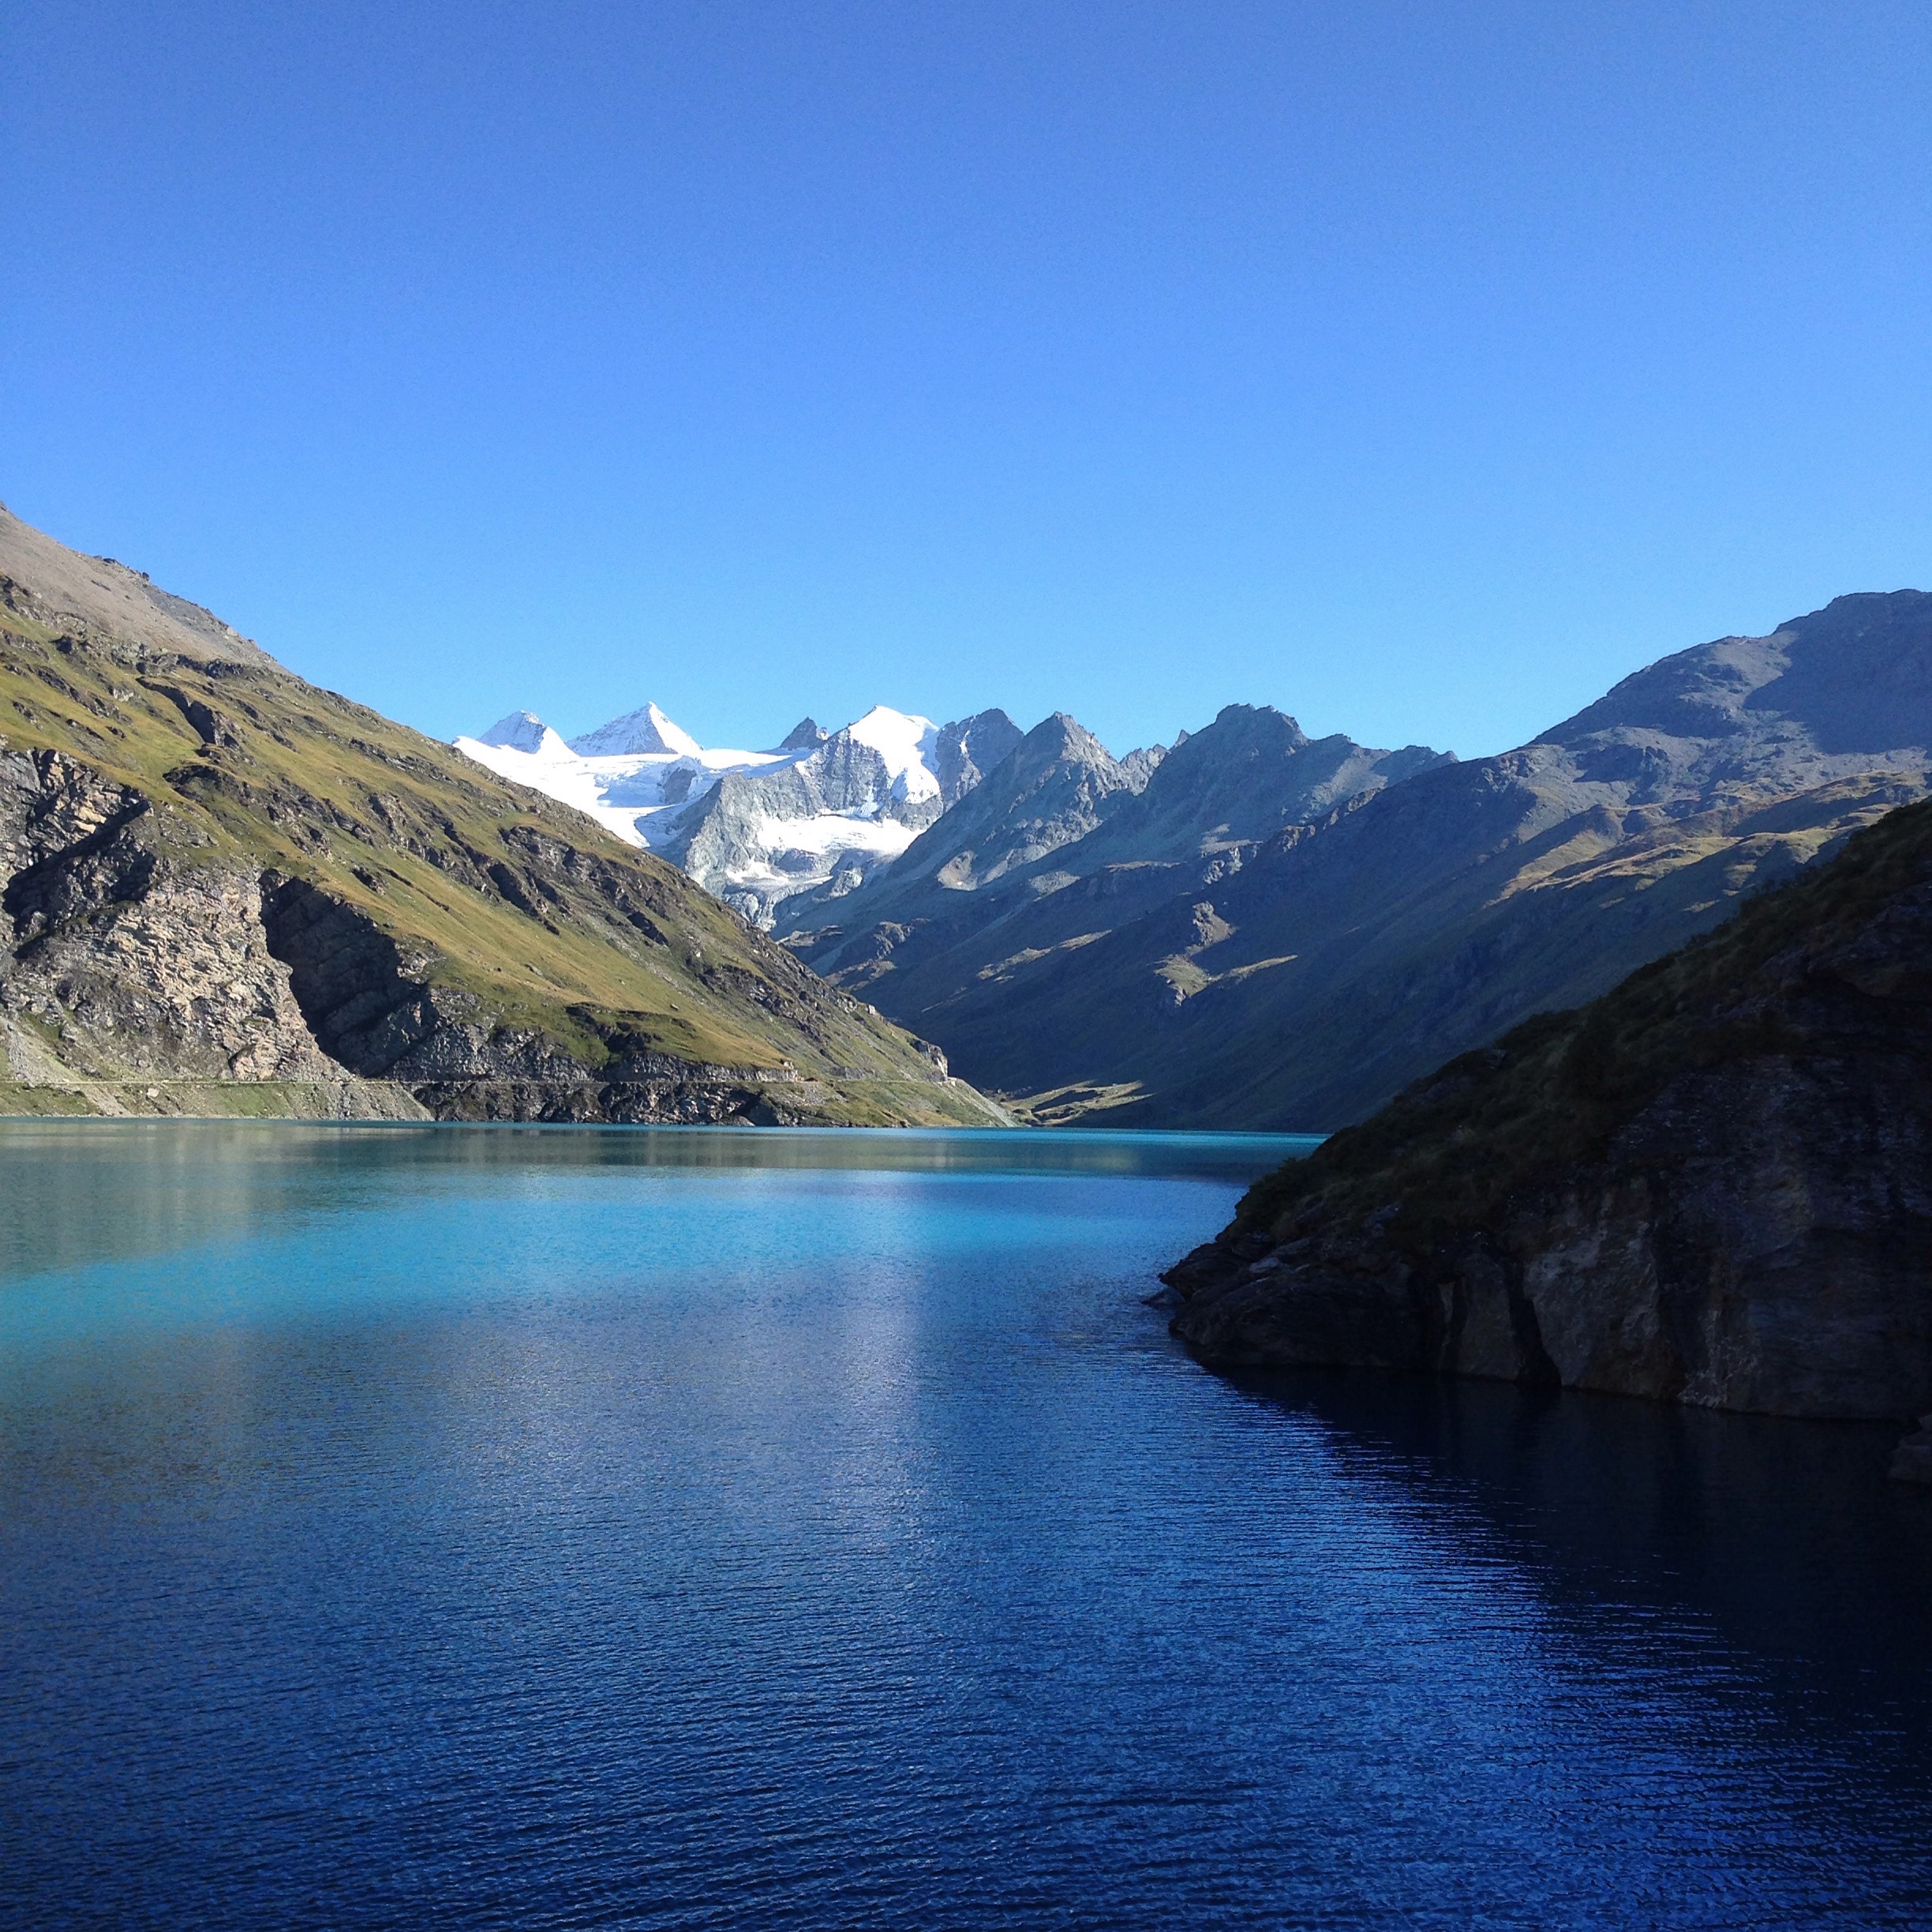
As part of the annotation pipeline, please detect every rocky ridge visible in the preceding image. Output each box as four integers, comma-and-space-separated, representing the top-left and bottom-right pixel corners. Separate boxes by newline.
1162, 794, 1932, 1437
783, 702, 1451, 1118
794, 593, 1932, 1129
0, 503, 1006, 1126
657, 707, 1024, 923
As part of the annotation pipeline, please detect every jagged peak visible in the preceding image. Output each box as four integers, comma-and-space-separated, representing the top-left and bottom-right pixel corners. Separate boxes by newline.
939, 706, 1021, 739
570, 702, 704, 759
1203, 702, 1310, 748
779, 717, 829, 751
474, 711, 571, 758
1016, 710, 1119, 769
934, 709, 1024, 807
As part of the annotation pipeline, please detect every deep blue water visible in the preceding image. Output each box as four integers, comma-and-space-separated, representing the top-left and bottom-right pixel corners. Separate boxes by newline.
3, 1121, 1931, 1931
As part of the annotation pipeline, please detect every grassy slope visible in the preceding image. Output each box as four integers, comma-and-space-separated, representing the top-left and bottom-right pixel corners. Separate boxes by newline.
1228, 795, 1932, 1249
0, 606, 999, 1125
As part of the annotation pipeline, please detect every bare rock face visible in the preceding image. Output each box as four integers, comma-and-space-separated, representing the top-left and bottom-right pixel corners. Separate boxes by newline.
780, 710, 1140, 954
933, 710, 1024, 807
2, 750, 340, 1084
781, 703, 1455, 1098
1165, 797, 1932, 1426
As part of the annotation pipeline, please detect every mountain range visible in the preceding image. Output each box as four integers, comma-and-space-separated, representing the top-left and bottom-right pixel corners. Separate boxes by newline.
455, 701, 1026, 925
0, 503, 1004, 1126
477, 590, 1932, 1131
781, 594, 1932, 1127
9, 492, 1930, 1140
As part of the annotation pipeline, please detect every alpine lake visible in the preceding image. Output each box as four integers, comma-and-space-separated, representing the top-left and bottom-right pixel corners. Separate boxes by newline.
3, 1119, 1930, 1930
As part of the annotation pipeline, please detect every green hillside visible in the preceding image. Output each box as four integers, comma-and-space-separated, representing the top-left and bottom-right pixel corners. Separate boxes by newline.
0, 510, 1003, 1125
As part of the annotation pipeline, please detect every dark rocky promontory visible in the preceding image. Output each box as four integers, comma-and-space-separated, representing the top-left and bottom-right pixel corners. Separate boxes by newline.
1163, 796, 1932, 1440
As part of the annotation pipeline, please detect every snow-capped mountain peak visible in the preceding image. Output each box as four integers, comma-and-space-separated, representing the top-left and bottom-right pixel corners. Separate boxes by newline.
569, 702, 703, 759
477, 710, 573, 758
844, 706, 942, 803
455, 699, 1013, 927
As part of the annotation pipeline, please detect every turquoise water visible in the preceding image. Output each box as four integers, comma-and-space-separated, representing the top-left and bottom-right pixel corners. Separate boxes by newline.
2, 1120, 1930, 1929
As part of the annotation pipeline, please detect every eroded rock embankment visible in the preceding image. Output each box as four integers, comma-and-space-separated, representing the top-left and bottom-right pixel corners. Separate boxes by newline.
0, 747, 379, 1100
1163, 799, 1932, 1455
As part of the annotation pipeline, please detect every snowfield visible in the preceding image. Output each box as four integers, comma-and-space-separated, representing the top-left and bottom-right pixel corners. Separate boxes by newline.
455, 702, 946, 925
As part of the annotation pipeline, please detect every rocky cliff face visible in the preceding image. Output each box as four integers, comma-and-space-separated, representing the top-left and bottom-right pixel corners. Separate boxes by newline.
661, 720, 953, 924
933, 710, 1025, 808
1163, 796, 1932, 1427
0, 504, 1006, 1126
0, 747, 384, 1101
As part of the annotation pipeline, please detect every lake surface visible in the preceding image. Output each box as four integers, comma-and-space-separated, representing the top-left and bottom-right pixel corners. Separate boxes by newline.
3, 1121, 1930, 1930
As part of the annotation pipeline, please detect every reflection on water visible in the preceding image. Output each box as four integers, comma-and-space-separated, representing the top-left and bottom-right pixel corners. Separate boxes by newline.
2, 1124, 1928, 1930
0, 1119, 1319, 1286
1228, 1368, 1932, 1735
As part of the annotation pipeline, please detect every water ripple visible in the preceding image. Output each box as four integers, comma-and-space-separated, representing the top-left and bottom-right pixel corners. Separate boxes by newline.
2, 1124, 1930, 1929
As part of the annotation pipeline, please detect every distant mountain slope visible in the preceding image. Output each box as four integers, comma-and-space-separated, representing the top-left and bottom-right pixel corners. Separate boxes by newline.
792, 703, 1441, 948
790, 593, 1932, 1129
787, 711, 1142, 930
0, 503, 1004, 1125
654, 706, 1006, 923
1163, 792, 1932, 1426
784, 702, 1451, 1114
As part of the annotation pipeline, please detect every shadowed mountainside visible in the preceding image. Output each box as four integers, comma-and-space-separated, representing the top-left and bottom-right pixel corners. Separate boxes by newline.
784, 703, 1449, 1117
795, 593, 1932, 1129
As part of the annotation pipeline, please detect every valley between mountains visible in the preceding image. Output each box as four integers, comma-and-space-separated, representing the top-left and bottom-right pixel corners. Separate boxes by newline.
8, 496, 1932, 1142
475, 589, 1932, 1132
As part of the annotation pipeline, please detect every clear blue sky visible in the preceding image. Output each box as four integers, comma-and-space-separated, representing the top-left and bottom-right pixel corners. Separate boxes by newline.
4, 2, 1928, 758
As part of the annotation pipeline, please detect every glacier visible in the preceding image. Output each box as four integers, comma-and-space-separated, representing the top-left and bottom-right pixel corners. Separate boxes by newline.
456, 702, 1021, 927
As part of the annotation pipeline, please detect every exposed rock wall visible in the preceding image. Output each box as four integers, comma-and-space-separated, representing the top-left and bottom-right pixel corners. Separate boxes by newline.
2, 750, 345, 1085
1168, 1056, 1932, 1420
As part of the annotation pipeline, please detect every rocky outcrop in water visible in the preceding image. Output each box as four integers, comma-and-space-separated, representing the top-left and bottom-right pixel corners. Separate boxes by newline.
1163, 796, 1932, 1431
0, 503, 1007, 1126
